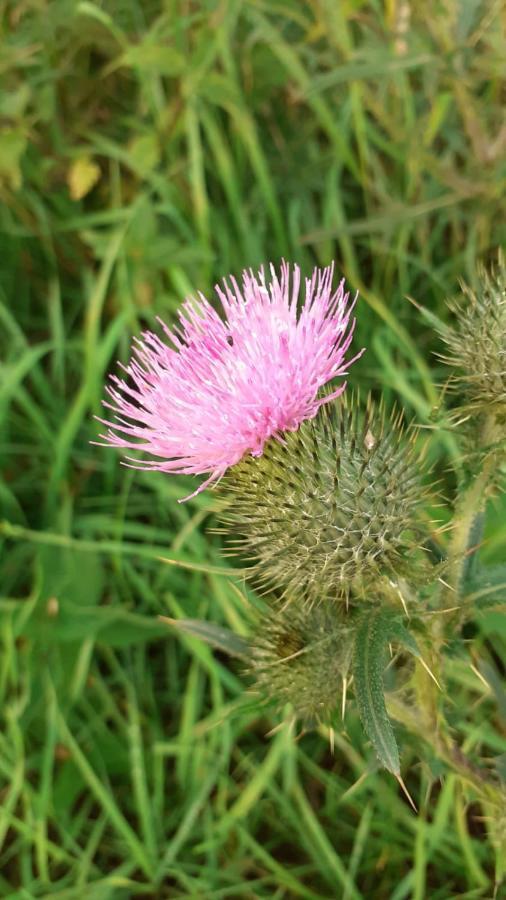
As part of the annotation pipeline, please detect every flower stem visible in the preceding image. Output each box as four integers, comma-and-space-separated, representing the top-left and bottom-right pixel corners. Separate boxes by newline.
446, 413, 500, 600
387, 689, 503, 806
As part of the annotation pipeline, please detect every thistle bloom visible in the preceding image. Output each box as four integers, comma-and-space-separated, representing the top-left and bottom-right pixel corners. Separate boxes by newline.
97, 261, 362, 498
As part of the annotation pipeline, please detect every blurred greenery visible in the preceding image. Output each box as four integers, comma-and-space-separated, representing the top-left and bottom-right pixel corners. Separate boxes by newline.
0, 0, 505, 896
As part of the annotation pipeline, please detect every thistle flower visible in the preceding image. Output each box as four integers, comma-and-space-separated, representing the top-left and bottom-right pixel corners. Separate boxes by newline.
97, 262, 362, 498
439, 253, 506, 417
250, 603, 351, 725
220, 397, 429, 604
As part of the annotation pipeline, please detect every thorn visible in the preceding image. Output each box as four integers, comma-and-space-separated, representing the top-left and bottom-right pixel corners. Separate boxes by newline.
469, 663, 489, 689
438, 577, 455, 592
279, 596, 292, 614
464, 541, 485, 558
265, 720, 286, 738
396, 775, 418, 812
418, 657, 442, 690
341, 676, 348, 721
228, 582, 255, 609
397, 588, 410, 618
364, 428, 376, 450
424, 606, 460, 615
339, 770, 368, 803
434, 522, 455, 534
452, 415, 471, 428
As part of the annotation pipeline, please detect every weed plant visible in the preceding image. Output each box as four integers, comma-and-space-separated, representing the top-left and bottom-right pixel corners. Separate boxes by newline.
1, 1, 505, 897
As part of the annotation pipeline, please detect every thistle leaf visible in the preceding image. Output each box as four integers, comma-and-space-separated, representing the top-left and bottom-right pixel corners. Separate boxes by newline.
387, 619, 441, 689
465, 564, 506, 609
386, 618, 422, 660
160, 617, 250, 658
353, 611, 400, 775
460, 511, 485, 587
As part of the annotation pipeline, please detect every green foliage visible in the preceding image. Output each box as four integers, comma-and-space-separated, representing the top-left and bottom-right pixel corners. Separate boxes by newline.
465, 564, 506, 609
1, 0, 505, 896
353, 611, 401, 775
352, 610, 423, 774
163, 616, 250, 658
221, 396, 431, 603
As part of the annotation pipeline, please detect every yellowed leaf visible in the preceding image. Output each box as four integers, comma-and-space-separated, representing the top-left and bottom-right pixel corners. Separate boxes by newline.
67, 156, 101, 200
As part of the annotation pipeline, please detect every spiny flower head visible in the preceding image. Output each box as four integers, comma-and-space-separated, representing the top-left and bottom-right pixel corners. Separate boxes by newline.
220, 396, 430, 604
250, 603, 351, 725
97, 262, 362, 498
439, 252, 506, 417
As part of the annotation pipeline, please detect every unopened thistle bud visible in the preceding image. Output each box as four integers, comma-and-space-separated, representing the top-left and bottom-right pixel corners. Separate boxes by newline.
220, 397, 429, 604
250, 603, 351, 724
439, 253, 506, 418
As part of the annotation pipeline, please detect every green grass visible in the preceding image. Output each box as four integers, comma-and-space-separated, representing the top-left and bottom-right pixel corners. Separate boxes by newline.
1, 0, 505, 896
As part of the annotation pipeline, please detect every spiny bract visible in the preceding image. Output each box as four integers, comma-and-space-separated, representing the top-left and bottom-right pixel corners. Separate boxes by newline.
439, 253, 506, 418
250, 603, 351, 725
220, 397, 429, 604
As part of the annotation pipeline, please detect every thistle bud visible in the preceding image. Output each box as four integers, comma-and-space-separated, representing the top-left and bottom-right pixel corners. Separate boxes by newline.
439, 253, 506, 417
220, 397, 429, 604
250, 603, 351, 724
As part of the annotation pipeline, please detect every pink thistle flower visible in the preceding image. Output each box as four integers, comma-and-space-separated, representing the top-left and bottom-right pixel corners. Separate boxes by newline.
97, 261, 364, 499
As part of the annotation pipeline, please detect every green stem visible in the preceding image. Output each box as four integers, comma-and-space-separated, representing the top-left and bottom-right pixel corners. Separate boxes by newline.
387, 689, 503, 806
446, 413, 500, 599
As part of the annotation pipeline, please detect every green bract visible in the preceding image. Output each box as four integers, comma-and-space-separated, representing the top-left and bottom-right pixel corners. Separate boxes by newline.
250, 603, 351, 725
440, 253, 506, 417
220, 397, 430, 605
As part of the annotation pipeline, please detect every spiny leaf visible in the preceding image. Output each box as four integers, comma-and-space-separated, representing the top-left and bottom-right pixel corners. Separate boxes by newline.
160, 617, 250, 659
465, 564, 506, 609
353, 610, 400, 775
476, 661, 506, 719
460, 511, 485, 587
386, 618, 422, 660
387, 618, 441, 689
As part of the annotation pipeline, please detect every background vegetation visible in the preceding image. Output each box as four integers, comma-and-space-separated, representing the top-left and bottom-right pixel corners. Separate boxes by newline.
1, 0, 505, 896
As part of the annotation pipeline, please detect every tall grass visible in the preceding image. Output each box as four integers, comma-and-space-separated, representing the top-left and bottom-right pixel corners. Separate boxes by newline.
0, 1, 505, 896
